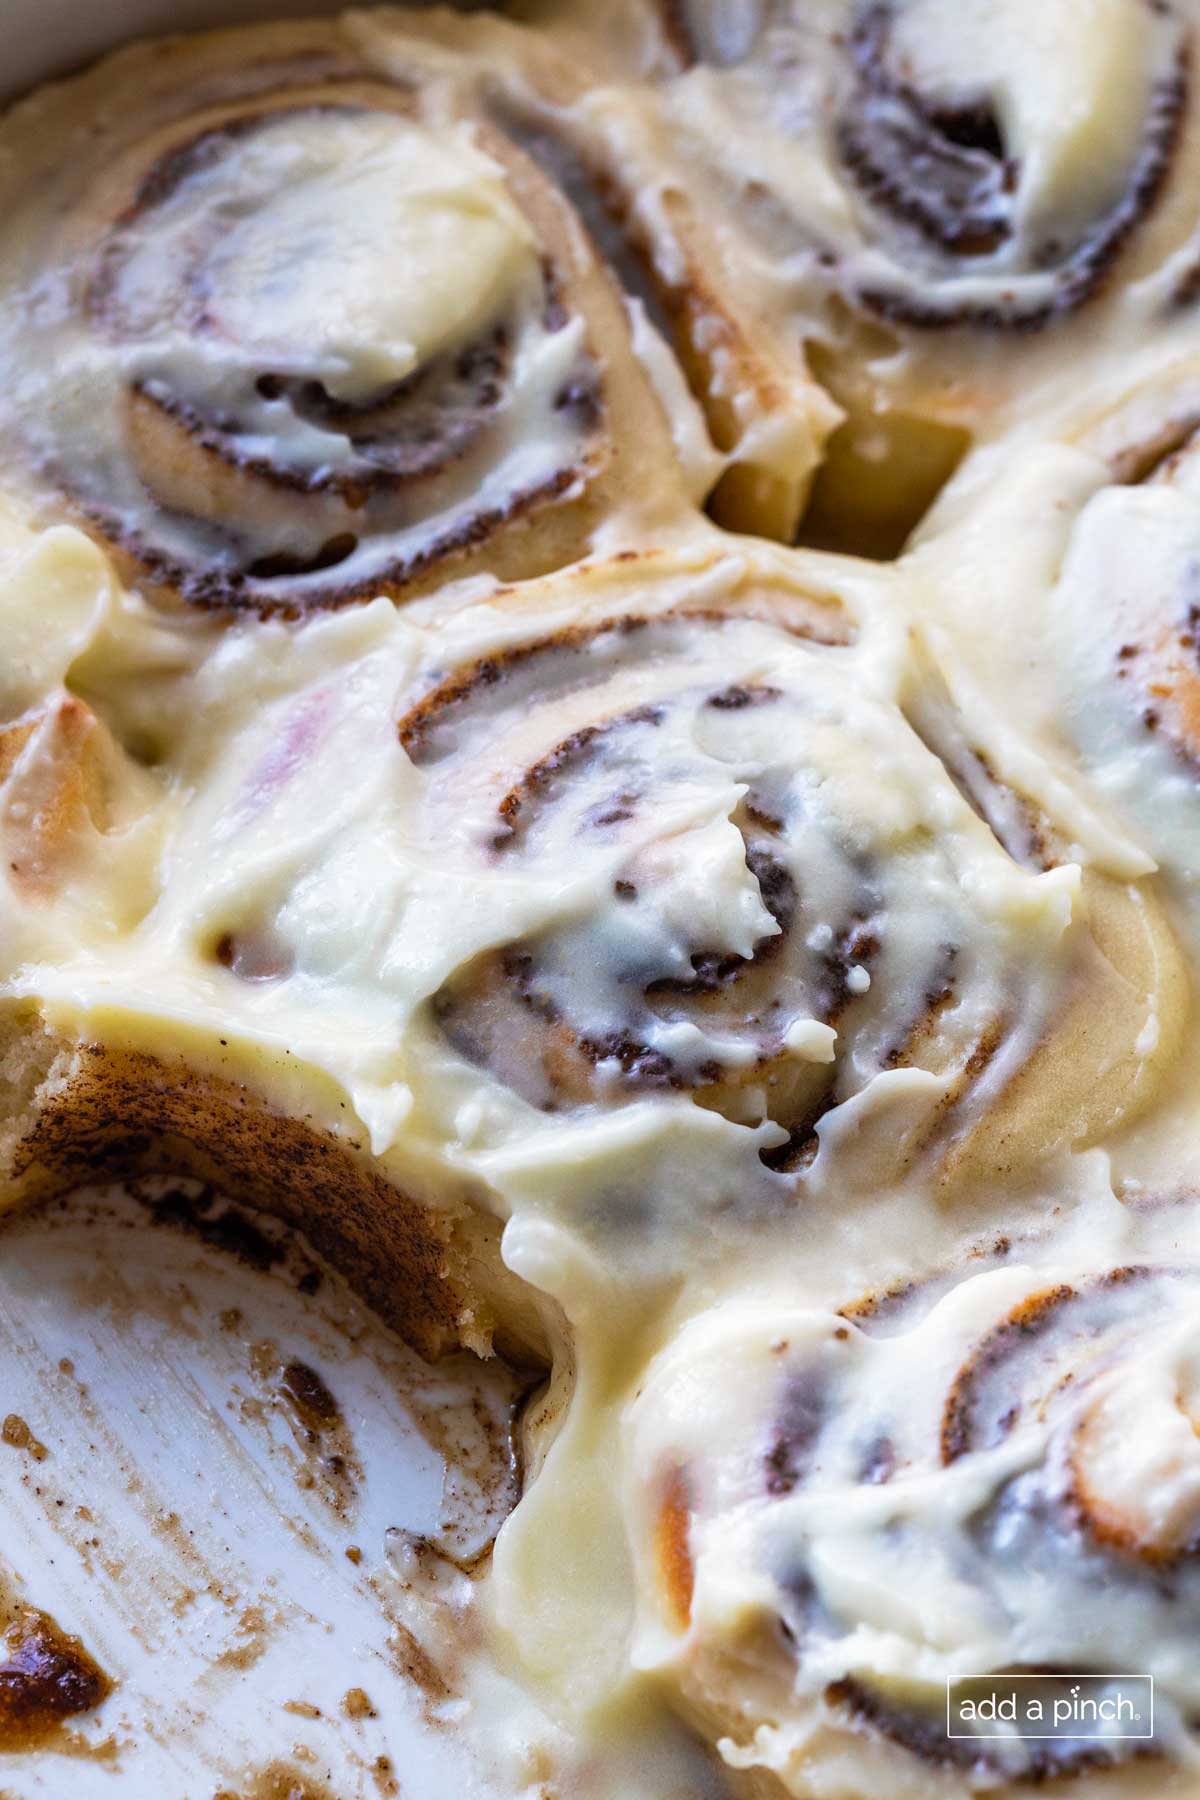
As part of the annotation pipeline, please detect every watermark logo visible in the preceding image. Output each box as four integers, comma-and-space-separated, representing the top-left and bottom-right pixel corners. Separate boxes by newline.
947, 1674, 1154, 1742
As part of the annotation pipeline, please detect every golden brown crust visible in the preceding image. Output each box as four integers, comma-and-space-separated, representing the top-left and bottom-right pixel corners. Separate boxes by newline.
0, 1021, 545, 1365
0, 699, 114, 895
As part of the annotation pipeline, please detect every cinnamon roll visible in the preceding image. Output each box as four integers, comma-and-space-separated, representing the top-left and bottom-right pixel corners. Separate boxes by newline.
552, 0, 1200, 553
0, 13, 698, 617
3, 10, 1200, 1794
906, 363, 1200, 949
395, 546, 1181, 1186
626, 1260, 1200, 1796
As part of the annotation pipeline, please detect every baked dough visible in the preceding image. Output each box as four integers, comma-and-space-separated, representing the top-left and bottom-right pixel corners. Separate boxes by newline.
2, 6, 1200, 1798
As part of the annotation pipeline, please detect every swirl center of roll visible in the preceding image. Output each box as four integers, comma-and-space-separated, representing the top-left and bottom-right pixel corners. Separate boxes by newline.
0, 38, 622, 614
398, 583, 1110, 1177
99, 109, 538, 414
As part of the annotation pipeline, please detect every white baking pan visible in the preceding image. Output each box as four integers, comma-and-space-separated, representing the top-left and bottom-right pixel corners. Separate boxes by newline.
0, 1180, 523, 1797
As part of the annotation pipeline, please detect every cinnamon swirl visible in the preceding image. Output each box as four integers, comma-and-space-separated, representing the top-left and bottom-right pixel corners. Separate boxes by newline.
548, 0, 1200, 553
392, 545, 1181, 1188
0, 14, 701, 617
1, 10, 1200, 1799
0, 533, 1179, 1375
626, 1259, 1200, 1796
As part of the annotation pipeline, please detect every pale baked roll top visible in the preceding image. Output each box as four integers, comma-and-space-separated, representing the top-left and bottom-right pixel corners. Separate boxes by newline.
626, 1262, 1200, 1795
0, 13, 699, 617
557, 0, 1200, 551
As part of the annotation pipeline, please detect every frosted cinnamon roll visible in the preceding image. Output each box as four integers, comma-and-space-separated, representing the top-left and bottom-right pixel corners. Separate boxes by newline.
626, 1261, 1200, 1796
559, 0, 1200, 553
0, 14, 694, 617
398, 546, 1180, 1184
905, 363, 1200, 944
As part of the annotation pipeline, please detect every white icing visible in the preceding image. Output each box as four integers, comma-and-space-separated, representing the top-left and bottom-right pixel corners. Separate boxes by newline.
1, 12, 1200, 1800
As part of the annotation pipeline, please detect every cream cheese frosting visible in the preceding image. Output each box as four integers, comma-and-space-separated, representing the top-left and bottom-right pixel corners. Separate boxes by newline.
533, 0, 1200, 555
0, 12, 704, 615
3, 7, 1200, 1800
623, 1244, 1200, 1796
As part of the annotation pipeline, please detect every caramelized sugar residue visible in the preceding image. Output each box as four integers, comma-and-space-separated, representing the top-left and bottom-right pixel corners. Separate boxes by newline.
214, 1765, 339, 1800
0, 1603, 111, 1748
281, 1360, 341, 1431
1, 1415, 48, 1461
136, 1182, 287, 1275
245, 1343, 362, 1517
130, 1181, 325, 1298
387, 1619, 451, 1703
342, 1687, 376, 1720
